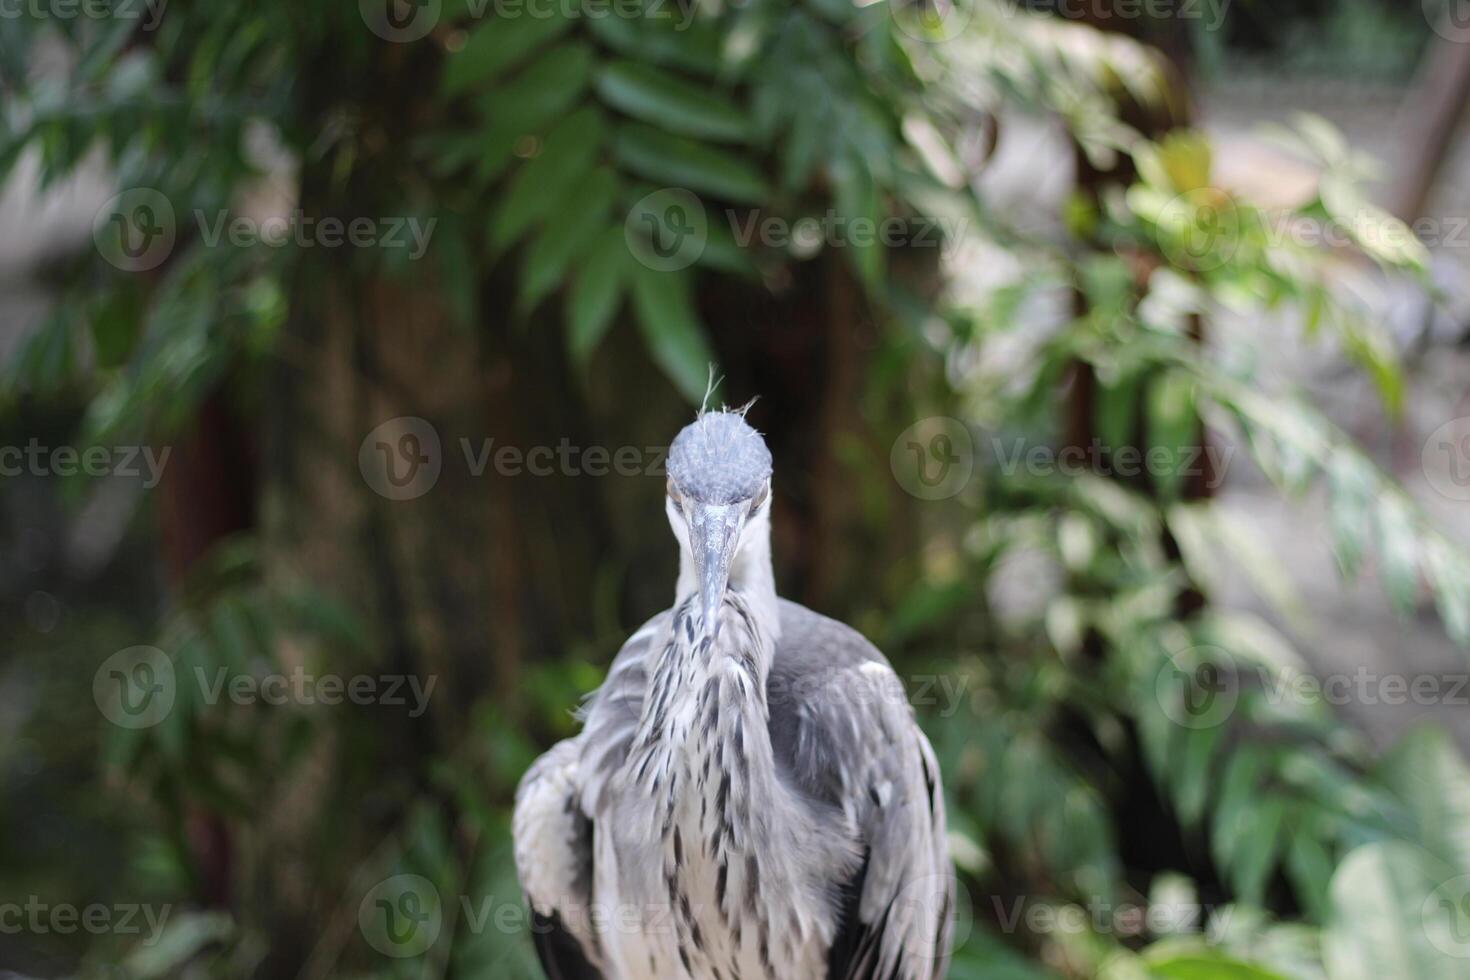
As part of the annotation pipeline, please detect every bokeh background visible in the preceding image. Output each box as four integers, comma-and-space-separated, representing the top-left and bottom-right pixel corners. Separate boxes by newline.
5, 0, 1470, 976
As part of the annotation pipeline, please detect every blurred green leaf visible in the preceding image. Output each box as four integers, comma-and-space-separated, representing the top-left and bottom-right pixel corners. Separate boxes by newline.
441, 15, 575, 95
630, 264, 715, 402
613, 123, 767, 203
567, 227, 631, 367
596, 60, 749, 142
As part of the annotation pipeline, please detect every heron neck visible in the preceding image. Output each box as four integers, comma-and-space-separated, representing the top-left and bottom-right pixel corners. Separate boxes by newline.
675, 531, 780, 644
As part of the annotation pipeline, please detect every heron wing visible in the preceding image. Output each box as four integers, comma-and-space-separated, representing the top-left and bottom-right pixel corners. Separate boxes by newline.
513, 739, 603, 979
577, 611, 669, 816
769, 600, 954, 980
513, 612, 669, 980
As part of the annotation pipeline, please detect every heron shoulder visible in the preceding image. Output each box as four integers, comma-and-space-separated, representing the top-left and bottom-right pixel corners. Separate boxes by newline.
773, 598, 895, 676
768, 599, 915, 810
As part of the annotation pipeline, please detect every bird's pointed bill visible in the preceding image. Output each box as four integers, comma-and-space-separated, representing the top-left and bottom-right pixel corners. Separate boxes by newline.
687, 502, 744, 637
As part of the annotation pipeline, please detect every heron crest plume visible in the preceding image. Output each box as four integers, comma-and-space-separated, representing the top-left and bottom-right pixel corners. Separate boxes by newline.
667, 409, 772, 505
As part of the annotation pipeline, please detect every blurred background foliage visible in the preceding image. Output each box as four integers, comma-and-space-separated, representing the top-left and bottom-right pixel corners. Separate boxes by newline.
2, 0, 1470, 976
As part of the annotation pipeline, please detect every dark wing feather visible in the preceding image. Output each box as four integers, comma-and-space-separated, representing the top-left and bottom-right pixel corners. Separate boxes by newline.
515, 613, 669, 980
771, 600, 954, 980
531, 910, 605, 980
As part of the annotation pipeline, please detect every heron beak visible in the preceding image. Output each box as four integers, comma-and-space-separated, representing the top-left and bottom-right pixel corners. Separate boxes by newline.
686, 502, 745, 638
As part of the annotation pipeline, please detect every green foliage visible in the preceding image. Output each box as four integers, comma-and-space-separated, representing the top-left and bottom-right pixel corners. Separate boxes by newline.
6, 2, 1470, 979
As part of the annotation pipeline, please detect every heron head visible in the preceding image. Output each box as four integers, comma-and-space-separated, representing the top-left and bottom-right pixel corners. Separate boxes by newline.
665, 410, 773, 636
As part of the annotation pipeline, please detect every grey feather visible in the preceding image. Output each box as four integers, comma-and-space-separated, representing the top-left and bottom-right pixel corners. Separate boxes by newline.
518, 601, 953, 980
516, 410, 951, 980
667, 412, 773, 505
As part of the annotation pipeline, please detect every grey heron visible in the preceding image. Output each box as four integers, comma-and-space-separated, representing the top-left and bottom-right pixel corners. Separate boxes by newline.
514, 409, 954, 979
